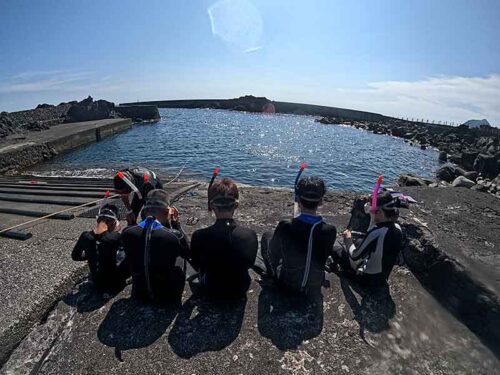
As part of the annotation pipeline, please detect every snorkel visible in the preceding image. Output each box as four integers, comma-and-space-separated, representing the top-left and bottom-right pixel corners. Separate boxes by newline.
293, 162, 308, 217
370, 175, 384, 213
208, 167, 220, 210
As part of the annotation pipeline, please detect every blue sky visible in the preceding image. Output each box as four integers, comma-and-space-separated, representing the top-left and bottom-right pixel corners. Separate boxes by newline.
1, 0, 499, 124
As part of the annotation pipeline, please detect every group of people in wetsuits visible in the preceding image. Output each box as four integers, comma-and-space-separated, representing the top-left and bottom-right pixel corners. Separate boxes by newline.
72, 166, 407, 304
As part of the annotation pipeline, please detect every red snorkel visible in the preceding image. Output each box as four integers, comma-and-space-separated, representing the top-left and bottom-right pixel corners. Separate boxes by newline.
208, 167, 220, 210
371, 175, 383, 213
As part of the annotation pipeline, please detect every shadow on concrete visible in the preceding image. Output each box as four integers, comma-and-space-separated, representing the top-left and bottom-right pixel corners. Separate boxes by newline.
63, 280, 125, 314
257, 281, 324, 350
97, 298, 178, 361
167, 295, 246, 358
340, 277, 395, 340
403, 223, 500, 359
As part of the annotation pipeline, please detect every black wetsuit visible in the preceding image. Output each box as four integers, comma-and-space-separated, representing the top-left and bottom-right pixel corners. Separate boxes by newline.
117, 167, 163, 217
121, 219, 189, 303
261, 214, 336, 292
72, 231, 129, 291
335, 221, 403, 285
191, 219, 258, 298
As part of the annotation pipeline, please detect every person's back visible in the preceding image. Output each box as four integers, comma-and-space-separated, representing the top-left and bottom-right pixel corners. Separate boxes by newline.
346, 219, 403, 285
191, 219, 257, 297
191, 177, 258, 298
336, 190, 407, 286
261, 176, 336, 292
121, 189, 189, 303
72, 205, 127, 291
268, 216, 336, 290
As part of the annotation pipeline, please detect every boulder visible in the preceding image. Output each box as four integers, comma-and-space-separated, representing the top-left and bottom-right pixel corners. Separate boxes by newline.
464, 171, 478, 181
65, 97, 115, 123
398, 174, 433, 187
461, 150, 480, 171
438, 151, 448, 162
452, 176, 476, 189
436, 165, 456, 182
471, 184, 488, 192
473, 154, 499, 179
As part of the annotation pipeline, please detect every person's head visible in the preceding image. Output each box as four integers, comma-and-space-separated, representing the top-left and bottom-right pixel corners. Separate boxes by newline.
142, 189, 170, 224
96, 204, 119, 231
369, 191, 400, 223
296, 176, 326, 213
113, 170, 134, 195
208, 178, 239, 219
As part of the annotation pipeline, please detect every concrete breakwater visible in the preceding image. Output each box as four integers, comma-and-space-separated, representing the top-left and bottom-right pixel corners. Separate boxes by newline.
0, 119, 132, 174
121, 95, 386, 122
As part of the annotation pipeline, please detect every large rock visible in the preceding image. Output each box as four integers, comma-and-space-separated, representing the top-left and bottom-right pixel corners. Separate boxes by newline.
452, 176, 476, 188
461, 150, 480, 171
398, 174, 433, 187
64, 96, 115, 123
436, 165, 456, 182
474, 154, 499, 179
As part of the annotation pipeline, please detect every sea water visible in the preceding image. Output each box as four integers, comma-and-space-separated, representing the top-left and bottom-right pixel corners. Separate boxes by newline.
31, 108, 440, 192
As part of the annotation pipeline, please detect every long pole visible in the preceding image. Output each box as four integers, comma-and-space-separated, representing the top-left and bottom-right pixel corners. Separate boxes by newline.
0, 194, 120, 235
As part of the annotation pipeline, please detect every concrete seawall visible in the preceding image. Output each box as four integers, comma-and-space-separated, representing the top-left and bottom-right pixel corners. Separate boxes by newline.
120, 99, 386, 122
0, 118, 132, 174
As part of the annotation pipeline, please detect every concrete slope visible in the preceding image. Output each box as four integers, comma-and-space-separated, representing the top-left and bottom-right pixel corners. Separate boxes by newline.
1, 185, 499, 374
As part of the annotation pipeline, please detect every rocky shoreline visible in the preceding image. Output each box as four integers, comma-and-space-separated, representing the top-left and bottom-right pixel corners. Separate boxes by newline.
0, 96, 159, 140
317, 116, 500, 197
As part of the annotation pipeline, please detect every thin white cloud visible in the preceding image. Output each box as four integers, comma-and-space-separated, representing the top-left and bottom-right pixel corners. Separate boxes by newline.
319, 75, 500, 126
244, 46, 262, 54
0, 70, 97, 94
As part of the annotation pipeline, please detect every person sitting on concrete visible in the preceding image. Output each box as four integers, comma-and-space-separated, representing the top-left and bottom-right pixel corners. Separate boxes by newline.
332, 191, 404, 286
113, 167, 163, 225
121, 189, 189, 304
260, 176, 337, 293
72, 204, 129, 292
190, 178, 258, 298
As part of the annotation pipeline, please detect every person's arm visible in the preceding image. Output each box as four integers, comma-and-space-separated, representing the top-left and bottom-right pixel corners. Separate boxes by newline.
347, 227, 381, 261
120, 193, 138, 225
328, 226, 338, 257
269, 222, 286, 269
169, 207, 189, 258
189, 231, 201, 271
72, 232, 92, 261
242, 230, 258, 269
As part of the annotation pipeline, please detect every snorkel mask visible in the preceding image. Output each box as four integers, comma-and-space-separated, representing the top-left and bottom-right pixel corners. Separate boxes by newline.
96, 191, 118, 222
115, 171, 143, 199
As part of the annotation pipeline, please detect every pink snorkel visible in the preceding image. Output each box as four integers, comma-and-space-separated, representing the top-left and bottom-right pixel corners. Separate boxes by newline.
371, 175, 383, 212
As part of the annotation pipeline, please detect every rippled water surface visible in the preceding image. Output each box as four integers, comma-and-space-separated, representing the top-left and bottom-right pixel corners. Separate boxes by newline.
32, 108, 440, 192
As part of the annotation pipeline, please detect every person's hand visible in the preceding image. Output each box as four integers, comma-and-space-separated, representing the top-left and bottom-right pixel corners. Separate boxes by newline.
169, 206, 179, 223
94, 221, 109, 235
126, 211, 136, 225
343, 229, 352, 239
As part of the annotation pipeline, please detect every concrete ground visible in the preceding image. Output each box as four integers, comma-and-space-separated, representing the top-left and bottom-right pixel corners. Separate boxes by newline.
0, 119, 130, 148
1, 185, 499, 374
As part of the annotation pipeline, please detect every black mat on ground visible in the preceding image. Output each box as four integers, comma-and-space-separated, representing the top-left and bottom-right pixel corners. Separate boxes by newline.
78, 199, 128, 220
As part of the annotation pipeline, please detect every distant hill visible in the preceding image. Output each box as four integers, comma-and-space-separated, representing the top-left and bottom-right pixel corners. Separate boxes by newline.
463, 119, 490, 128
